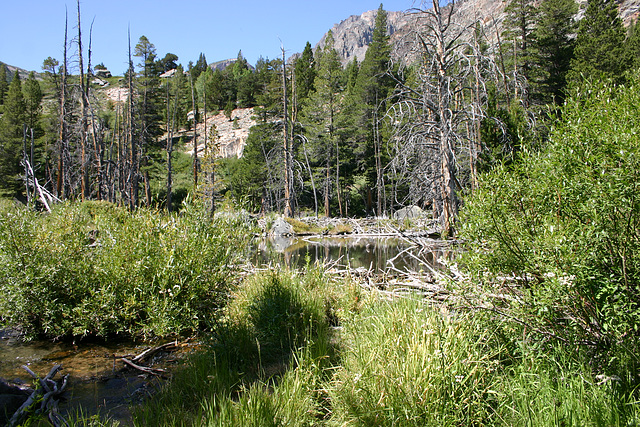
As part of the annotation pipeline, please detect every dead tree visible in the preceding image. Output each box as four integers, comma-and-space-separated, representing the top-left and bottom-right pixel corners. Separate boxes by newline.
390, 0, 496, 237
56, 10, 70, 199
282, 46, 294, 218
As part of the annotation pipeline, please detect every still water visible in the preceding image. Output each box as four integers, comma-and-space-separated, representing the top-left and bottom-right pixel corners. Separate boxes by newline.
255, 235, 455, 273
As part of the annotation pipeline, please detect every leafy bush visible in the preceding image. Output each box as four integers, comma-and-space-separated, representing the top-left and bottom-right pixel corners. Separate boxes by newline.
460, 77, 640, 355
0, 200, 252, 340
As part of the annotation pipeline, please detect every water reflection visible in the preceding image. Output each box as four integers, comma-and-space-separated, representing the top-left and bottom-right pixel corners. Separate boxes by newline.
255, 235, 456, 273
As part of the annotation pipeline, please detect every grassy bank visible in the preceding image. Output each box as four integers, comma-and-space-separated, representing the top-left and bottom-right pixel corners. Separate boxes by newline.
128, 268, 639, 426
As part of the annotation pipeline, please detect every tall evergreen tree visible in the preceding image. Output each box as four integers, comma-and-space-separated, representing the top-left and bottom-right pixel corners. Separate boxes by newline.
568, 0, 629, 86
626, 21, 640, 70
0, 64, 8, 106
502, 0, 537, 91
23, 72, 43, 134
0, 74, 26, 196
349, 4, 394, 216
301, 30, 344, 217
191, 52, 208, 80
294, 41, 317, 103
530, 0, 577, 105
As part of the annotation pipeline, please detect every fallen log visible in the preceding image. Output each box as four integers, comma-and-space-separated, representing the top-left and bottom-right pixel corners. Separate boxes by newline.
121, 357, 167, 376
8, 364, 69, 427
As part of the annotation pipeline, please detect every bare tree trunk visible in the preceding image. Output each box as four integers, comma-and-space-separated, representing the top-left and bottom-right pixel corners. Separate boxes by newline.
56, 10, 69, 199
300, 136, 318, 217
190, 73, 198, 192
77, 0, 90, 200
127, 28, 138, 210
433, 0, 458, 237
282, 46, 293, 218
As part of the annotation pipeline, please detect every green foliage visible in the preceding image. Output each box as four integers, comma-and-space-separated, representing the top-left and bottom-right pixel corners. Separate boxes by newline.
461, 76, 640, 352
567, 0, 629, 87
294, 41, 316, 102
0, 64, 8, 105
0, 72, 26, 197
0, 200, 252, 340
530, 0, 577, 105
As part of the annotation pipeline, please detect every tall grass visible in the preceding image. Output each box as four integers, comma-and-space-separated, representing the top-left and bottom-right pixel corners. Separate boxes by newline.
0, 199, 252, 340
133, 267, 339, 426
130, 270, 639, 426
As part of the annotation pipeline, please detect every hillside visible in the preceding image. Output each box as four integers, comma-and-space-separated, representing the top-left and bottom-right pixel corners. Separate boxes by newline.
317, 0, 640, 65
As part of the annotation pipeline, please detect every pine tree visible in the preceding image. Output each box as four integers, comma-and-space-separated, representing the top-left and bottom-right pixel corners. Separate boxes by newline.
530, 0, 577, 105
0, 64, 8, 106
23, 72, 43, 134
568, 0, 629, 86
626, 21, 640, 70
0, 74, 26, 196
301, 30, 344, 217
191, 52, 207, 79
294, 41, 316, 103
502, 0, 537, 89
349, 4, 394, 216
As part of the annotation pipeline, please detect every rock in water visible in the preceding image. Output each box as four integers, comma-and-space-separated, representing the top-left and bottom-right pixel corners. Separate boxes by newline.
393, 205, 424, 221
0, 379, 30, 425
270, 217, 294, 237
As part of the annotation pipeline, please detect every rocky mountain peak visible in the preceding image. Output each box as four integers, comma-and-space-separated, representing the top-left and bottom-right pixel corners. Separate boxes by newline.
315, 0, 640, 67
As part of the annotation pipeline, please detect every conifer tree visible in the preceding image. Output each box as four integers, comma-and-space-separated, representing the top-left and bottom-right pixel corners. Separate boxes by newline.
568, 0, 628, 86
349, 4, 394, 216
502, 0, 537, 92
294, 41, 316, 103
23, 72, 43, 134
0, 64, 8, 106
0, 74, 26, 196
531, 0, 577, 105
301, 30, 344, 217
626, 21, 640, 70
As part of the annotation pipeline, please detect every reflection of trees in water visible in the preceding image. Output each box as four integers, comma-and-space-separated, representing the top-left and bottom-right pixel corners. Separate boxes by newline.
259, 236, 456, 273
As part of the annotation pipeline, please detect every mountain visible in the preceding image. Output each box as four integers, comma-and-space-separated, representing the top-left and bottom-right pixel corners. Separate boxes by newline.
316, 0, 640, 66
0, 61, 34, 81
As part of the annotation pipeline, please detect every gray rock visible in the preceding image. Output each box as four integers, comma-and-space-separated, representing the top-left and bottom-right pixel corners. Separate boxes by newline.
270, 217, 294, 237
0, 379, 29, 425
393, 205, 424, 221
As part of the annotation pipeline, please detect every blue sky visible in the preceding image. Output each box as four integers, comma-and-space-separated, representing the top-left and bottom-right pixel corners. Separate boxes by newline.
1, 0, 419, 75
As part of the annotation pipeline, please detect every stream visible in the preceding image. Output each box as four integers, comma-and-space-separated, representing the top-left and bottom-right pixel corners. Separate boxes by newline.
1, 235, 454, 423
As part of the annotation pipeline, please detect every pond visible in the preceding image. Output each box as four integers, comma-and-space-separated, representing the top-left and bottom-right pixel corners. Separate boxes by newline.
0, 328, 194, 422
255, 234, 456, 273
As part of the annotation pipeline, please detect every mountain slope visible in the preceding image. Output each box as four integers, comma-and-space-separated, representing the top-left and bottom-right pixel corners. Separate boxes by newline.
316, 0, 640, 66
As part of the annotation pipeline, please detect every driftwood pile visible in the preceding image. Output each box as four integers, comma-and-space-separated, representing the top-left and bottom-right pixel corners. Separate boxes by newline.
119, 341, 180, 377
7, 365, 69, 427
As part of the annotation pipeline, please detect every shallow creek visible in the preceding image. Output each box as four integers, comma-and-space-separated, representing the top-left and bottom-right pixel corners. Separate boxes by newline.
0, 328, 195, 422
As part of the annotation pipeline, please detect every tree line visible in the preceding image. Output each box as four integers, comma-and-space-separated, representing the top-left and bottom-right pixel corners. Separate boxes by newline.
1, 0, 640, 235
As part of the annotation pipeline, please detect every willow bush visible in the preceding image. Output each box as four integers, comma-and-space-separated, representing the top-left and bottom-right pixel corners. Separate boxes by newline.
0, 199, 252, 340
460, 76, 640, 367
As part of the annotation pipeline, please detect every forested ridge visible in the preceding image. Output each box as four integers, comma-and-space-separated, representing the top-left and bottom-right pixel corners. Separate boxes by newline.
2, 0, 640, 424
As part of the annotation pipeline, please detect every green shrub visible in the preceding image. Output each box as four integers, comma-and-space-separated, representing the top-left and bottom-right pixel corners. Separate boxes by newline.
460, 77, 640, 368
0, 199, 252, 340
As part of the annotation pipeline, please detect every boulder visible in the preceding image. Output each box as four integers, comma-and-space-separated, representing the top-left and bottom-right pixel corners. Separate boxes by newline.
270, 217, 294, 237
393, 205, 424, 221
0, 379, 30, 425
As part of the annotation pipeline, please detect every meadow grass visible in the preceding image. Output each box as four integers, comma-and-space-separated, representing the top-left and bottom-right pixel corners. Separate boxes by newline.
131, 268, 639, 426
